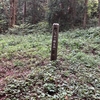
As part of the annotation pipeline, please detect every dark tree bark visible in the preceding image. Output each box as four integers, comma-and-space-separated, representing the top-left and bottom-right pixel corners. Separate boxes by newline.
31, 0, 36, 24
83, 0, 88, 29
23, 1, 27, 23
71, 0, 76, 28
10, 0, 17, 27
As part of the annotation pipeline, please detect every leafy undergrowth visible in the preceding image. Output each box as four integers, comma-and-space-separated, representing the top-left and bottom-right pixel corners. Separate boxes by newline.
0, 27, 100, 100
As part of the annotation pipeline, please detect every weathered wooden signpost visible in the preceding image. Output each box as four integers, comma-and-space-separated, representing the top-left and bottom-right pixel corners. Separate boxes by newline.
51, 23, 59, 61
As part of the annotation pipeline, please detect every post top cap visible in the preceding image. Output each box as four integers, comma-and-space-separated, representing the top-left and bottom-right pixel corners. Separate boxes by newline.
53, 23, 59, 26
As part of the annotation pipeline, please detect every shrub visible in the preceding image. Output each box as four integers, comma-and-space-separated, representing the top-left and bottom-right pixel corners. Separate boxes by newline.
7, 22, 49, 35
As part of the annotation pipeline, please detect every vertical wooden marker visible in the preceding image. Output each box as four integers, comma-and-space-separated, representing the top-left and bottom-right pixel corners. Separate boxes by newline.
51, 23, 59, 61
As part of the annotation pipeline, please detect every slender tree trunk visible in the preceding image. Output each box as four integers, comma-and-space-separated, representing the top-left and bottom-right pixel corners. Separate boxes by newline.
23, 1, 27, 23
10, 0, 13, 27
83, 0, 88, 29
13, 0, 17, 25
71, 0, 76, 29
32, 0, 36, 24
98, 0, 100, 26
10, 0, 17, 27
18, 0, 21, 7
47, 0, 50, 4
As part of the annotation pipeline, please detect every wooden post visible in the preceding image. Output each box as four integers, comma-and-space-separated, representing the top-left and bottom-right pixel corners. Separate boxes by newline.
51, 23, 59, 61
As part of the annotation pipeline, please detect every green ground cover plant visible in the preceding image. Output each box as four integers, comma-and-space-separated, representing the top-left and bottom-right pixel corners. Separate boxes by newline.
0, 27, 100, 100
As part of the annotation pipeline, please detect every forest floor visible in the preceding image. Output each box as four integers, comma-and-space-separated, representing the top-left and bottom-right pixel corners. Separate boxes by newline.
0, 27, 100, 100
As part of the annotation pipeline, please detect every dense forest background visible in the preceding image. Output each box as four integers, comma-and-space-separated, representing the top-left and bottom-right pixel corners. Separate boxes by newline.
0, 0, 100, 33
0, 0, 100, 100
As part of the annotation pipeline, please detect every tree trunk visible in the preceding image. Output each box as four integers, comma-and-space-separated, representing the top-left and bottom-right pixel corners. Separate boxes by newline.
23, 1, 27, 23
83, 0, 88, 29
32, 0, 36, 24
10, 0, 17, 27
71, 0, 76, 29
98, 0, 100, 26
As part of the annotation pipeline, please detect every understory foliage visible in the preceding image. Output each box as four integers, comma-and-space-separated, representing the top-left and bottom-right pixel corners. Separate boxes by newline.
6, 22, 49, 35
17, 0, 45, 24
0, 3, 8, 33
0, 27, 100, 100
0, 0, 46, 33
0, 0, 99, 33
48, 0, 98, 30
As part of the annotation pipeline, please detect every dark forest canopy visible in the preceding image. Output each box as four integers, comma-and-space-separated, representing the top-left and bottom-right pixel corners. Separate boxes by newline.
0, 0, 100, 32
